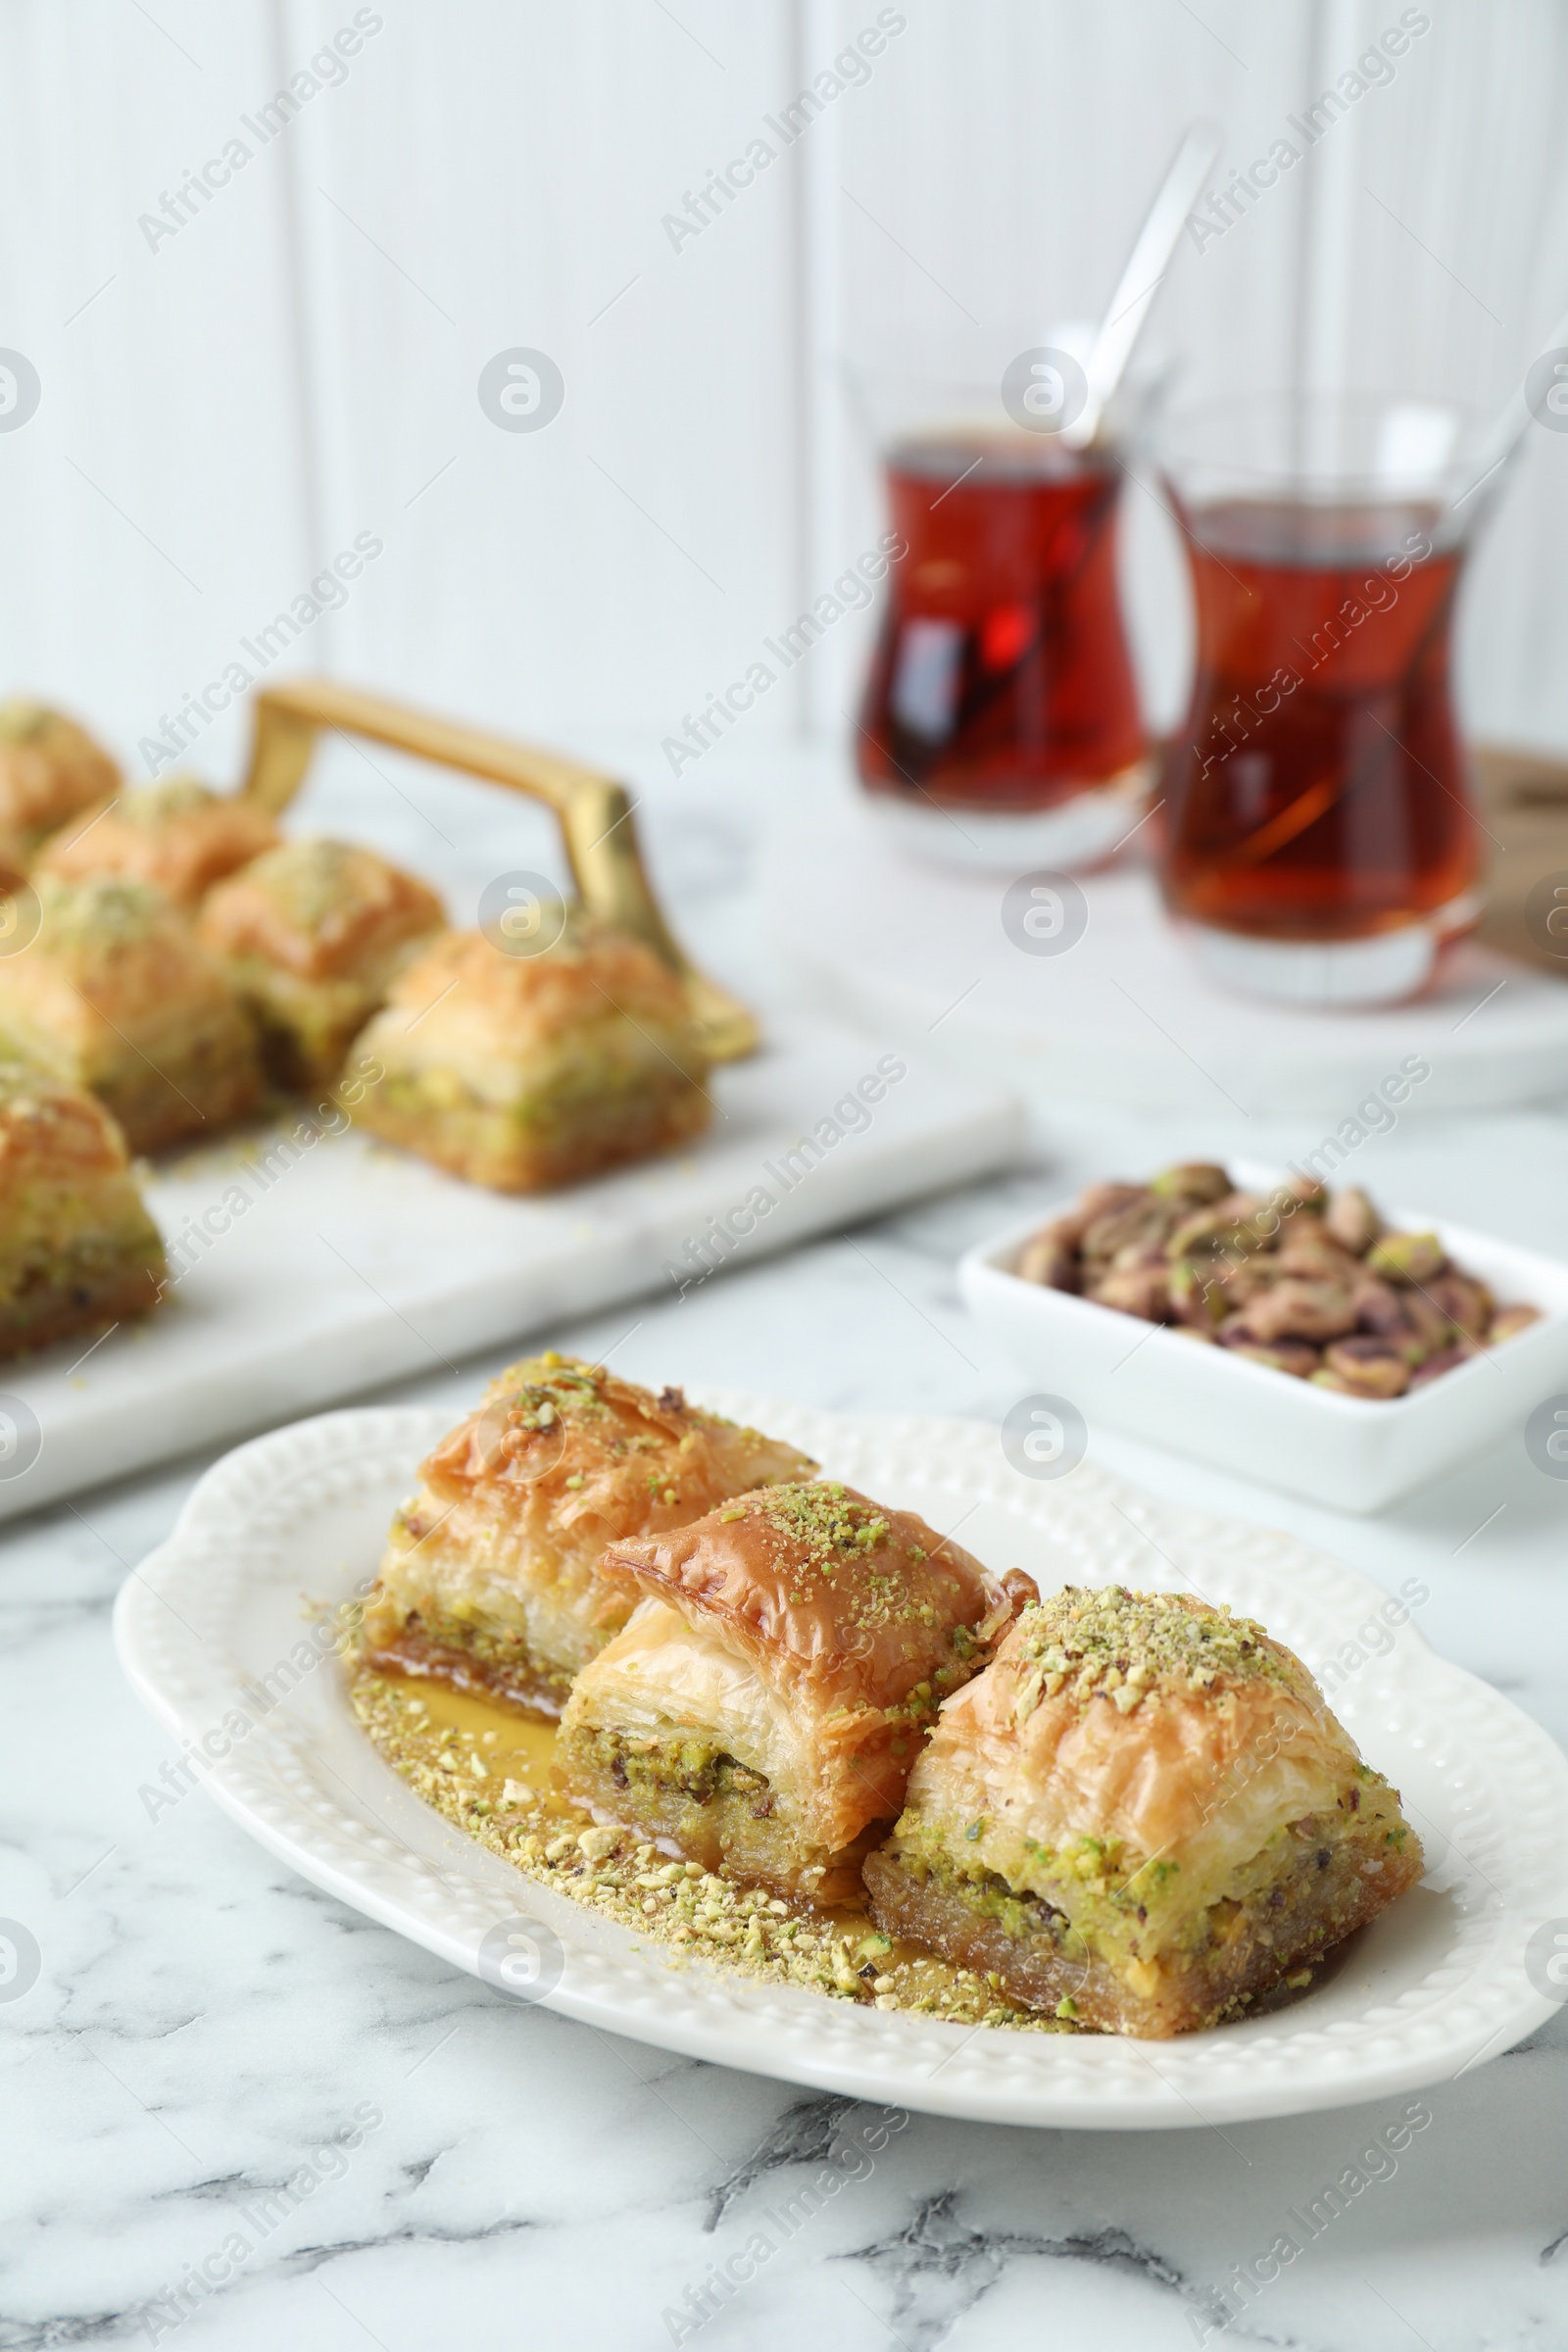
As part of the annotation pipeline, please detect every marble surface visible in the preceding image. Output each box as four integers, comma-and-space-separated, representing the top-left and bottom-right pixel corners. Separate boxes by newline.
6, 738, 1568, 2351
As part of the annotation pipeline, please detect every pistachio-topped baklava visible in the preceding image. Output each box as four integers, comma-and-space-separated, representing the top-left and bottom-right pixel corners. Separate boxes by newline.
37, 776, 279, 908
0, 1062, 166, 1355
347, 917, 711, 1193
556, 1483, 1037, 1903
0, 701, 120, 863
864, 1585, 1423, 2036
358, 1354, 817, 1716
0, 875, 262, 1154
198, 837, 445, 1091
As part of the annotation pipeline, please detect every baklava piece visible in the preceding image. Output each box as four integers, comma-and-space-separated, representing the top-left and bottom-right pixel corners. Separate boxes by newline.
0, 701, 120, 863
0, 875, 262, 1154
358, 1353, 817, 1716
556, 1483, 1037, 1904
349, 916, 711, 1193
864, 1585, 1423, 2037
0, 1062, 166, 1356
198, 838, 445, 1092
37, 775, 279, 908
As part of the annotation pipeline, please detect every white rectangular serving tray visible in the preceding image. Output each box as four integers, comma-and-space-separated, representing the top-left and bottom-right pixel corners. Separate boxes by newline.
959, 1159, 1568, 1514
0, 1015, 1020, 1523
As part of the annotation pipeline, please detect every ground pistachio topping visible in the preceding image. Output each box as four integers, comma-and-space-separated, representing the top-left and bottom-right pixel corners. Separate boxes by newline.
122, 776, 215, 826
36, 872, 171, 949
742, 1481, 892, 1562
249, 839, 375, 932
0, 700, 52, 741
502, 1351, 614, 1426
732, 1482, 958, 1642
1007, 1585, 1295, 1726
496, 1354, 735, 1445
350, 1669, 1075, 2034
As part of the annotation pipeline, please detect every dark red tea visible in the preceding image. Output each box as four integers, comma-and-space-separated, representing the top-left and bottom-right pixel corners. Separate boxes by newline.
856, 439, 1146, 810
1159, 500, 1479, 942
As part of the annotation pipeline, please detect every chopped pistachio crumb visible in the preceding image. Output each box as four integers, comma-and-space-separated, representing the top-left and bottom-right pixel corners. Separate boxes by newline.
1007, 1585, 1298, 1728
350, 1669, 1077, 2035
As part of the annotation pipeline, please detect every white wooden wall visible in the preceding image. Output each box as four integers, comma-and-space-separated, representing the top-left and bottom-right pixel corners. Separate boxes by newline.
1, 0, 1566, 790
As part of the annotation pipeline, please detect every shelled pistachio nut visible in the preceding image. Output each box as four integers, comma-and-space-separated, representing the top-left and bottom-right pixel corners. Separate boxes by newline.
1167, 1257, 1225, 1328
1365, 1230, 1446, 1286
1322, 1336, 1411, 1398
1487, 1302, 1543, 1344
1148, 1162, 1230, 1203
1226, 1339, 1322, 1379
1324, 1187, 1380, 1254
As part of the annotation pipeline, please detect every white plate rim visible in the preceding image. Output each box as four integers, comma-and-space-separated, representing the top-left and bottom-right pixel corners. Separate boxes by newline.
112, 1393, 1568, 2131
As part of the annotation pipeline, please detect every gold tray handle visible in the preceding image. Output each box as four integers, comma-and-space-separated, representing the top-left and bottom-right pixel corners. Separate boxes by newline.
238, 677, 758, 1062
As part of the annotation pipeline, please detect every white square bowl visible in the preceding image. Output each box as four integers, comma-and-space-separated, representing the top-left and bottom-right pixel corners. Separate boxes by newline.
958, 1161, 1568, 1513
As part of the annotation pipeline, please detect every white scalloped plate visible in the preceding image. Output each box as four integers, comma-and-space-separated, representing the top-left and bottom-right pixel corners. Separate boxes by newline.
113, 1395, 1568, 2130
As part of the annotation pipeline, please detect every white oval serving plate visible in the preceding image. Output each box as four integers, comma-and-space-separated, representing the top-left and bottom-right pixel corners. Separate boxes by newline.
113, 1393, 1568, 2131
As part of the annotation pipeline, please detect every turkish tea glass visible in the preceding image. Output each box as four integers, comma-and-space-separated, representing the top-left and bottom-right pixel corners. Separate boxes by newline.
1157, 394, 1509, 1006
854, 370, 1154, 871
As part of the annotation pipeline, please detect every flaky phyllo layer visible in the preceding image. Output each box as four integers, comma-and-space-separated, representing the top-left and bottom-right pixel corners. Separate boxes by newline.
0, 874, 262, 1153
348, 919, 713, 1192
874, 1587, 1421, 1987
358, 1354, 817, 1709
35, 775, 279, 907
0, 1061, 166, 1350
557, 1481, 1036, 1899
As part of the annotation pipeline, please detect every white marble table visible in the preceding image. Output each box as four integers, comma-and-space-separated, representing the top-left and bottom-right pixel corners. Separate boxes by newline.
6, 738, 1568, 2351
